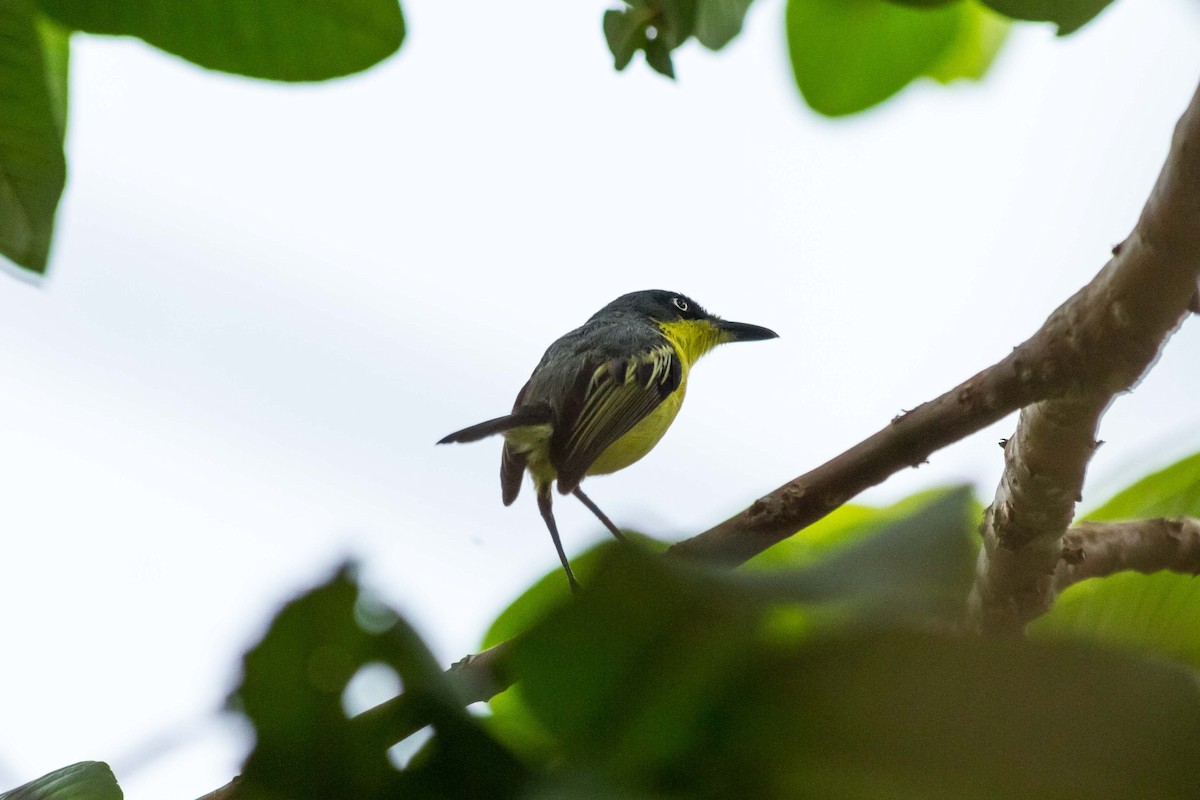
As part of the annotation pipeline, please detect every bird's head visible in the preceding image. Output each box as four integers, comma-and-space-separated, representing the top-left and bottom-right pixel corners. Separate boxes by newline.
595, 290, 778, 365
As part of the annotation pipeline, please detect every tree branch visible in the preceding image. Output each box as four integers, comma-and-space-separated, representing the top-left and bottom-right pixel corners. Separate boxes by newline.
966, 77, 1200, 633
966, 393, 1110, 633
1056, 517, 1200, 590
355, 639, 516, 743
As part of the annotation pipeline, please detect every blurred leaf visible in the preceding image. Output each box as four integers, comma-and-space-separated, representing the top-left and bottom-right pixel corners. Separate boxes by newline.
0, 762, 121, 800
693, 0, 755, 49
481, 683, 559, 766
489, 488, 977, 652
514, 547, 1200, 799
603, 0, 689, 78
748, 486, 980, 623
510, 546, 761, 768
603, 7, 652, 71
36, 15, 69, 140
643, 35, 677, 79
1084, 450, 1200, 521
0, 0, 66, 274
787, 0, 1009, 116
1031, 572, 1200, 669
980, 0, 1114, 35
787, 0, 961, 116
37, 0, 404, 81
233, 563, 527, 800
747, 486, 980, 570
926, 2, 1010, 83
483, 534, 666, 650
603, 0, 754, 78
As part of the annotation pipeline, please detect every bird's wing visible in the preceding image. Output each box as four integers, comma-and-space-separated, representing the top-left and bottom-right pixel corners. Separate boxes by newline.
551, 341, 681, 493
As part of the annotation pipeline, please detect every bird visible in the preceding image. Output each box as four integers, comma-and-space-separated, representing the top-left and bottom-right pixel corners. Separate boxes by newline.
438, 289, 778, 590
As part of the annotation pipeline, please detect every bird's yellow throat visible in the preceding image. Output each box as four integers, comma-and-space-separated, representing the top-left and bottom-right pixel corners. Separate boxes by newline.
655, 318, 730, 368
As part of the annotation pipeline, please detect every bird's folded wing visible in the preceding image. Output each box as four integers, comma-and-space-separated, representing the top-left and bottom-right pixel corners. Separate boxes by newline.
552, 342, 681, 493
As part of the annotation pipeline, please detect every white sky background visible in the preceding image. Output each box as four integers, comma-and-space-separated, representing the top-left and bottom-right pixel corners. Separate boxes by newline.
2, 1, 1200, 797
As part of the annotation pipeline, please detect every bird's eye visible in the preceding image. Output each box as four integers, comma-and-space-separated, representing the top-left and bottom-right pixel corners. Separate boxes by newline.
672, 297, 689, 312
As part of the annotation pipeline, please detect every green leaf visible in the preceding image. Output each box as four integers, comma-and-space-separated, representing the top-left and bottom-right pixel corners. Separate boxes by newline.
481, 683, 559, 767
693, 0, 754, 49
787, 0, 966, 116
643, 36, 676, 79
980, 0, 1114, 35
514, 547, 1200, 799
747, 486, 980, 570
603, 0, 755, 76
0, 762, 121, 800
483, 534, 666, 650
510, 546, 762, 768
759, 485, 979, 621
36, 15, 69, 141
233, 563, 527, 800
488, 488, 977, 651
1031, 572, 1200, 669
37, 0, 404, 81
0, 0, 67, 274
741, 487, 981, 625
926, 2, 1010, 83
603, 7, 651, 71
1084, 451, 1200, 521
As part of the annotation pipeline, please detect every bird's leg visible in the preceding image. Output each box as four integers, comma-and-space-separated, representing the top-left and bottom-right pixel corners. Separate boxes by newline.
537, 488, 580, 593
572, 487, 627, 543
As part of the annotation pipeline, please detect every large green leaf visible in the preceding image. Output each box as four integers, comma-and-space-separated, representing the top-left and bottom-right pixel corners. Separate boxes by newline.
746, 486, 980, 570
486, 487, 977, 650
0, 1, 67, 275
0, 762, 121, 800
980, 0, 1114, 35
513, 546, 1200, 799
787, 0, 1005, 117
926, 2, 1010, 84
483, 534, 667, 650
743, 486, 980, 622
1084, 451, 1200, 521
36, 15, 69, 141
232, 564, 527, 800
37, 0, 404, 81
1032, 572, 1200, 669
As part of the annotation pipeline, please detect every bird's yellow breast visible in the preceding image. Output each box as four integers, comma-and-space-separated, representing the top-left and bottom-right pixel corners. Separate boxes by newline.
507, 318, 726, 490
586, 375, 687, 476
586, 318, 725, 476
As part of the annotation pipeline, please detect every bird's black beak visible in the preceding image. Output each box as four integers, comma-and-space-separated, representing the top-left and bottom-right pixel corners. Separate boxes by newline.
715, 319, 779, 342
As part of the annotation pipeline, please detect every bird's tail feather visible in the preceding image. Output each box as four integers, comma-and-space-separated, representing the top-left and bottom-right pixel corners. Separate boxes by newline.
438, 405, 553, 445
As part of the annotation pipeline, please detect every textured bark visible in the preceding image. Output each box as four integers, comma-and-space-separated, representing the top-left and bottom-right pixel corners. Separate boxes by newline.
1056, 517, 1200, 590
965, 78, 1200, 633
966, 394, 1110, 633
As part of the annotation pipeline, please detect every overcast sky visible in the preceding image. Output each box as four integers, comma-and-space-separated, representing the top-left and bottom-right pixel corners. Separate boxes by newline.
2, 1, 1200, 797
